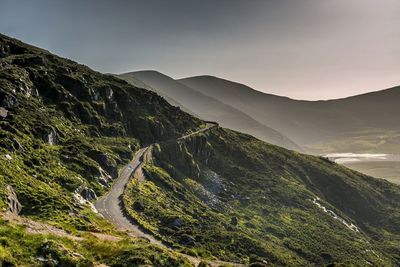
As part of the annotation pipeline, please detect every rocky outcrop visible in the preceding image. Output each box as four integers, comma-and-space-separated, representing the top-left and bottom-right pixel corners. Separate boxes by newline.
44, 129, 58, 145
154, 142, 201, 178
97, 167, 113, 187
6, 185, 22, 215
1, 93, 18, 109
75, 185, 97, 201
72, 193, 97, 213
0, 137, 23, 152
90, 152, 118, 178
0, 107, 7, 119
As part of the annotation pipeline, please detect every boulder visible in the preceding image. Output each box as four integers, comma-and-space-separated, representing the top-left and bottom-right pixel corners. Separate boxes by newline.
75, 185, 97, 201
0, 107, 8, 119
6, 185, 22, 215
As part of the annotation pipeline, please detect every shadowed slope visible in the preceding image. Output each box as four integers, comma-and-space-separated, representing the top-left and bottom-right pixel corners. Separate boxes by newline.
180, 76, 400, 152
119, 71, 300, 151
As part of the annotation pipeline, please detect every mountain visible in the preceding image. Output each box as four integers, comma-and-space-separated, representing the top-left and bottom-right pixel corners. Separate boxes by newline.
179, 76, 400, 153
0, 33, 199, 266
119, 71, 300, 151
1, 34, 400, 266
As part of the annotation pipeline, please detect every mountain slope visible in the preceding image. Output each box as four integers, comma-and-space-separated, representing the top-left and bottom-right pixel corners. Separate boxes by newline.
1, 34, 400, 266
124, 126, 400, 266
0, 33, 200, 265
119, 71, 300, 151
179, 76, 400, 153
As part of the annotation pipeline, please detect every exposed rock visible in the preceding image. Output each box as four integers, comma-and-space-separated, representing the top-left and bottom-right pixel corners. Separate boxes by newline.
72, 193, 98, 213
105, 87, 114, 100
98, 177, 109, 187
44, 129, 58, 145
75, 185, 97, 201
91, 152, 118, 178
13, 55, 46, 67
14, 73, 36, 97
0, 107, 8, 118
81, 187, 97, 201
29, 87, 40, 97
93, 89, 101, 101
1, 137, 24, 152
97, 167, 113, 187
36, 257, 58, 265
4, 154, 12, 160
1, 94, 19, 109
6, 185, 22, 215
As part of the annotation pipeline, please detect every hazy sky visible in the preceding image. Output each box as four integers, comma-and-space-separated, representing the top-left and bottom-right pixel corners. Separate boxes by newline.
1, 0, 399, 100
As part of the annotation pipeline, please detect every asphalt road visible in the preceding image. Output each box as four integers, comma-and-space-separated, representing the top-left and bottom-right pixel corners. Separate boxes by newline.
95, 123, 217, 234
94, 147, 160, 243
94, 122, 245, 266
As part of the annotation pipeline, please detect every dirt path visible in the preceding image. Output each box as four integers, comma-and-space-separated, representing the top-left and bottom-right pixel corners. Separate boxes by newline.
1, 212, 120, 242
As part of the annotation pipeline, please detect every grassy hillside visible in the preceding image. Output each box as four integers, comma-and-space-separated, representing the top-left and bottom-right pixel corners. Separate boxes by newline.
119, 71, 300, 151
1, 33, 400, 266
124, 127, 400, 266
0, 33, 201, 265
0, 217, 191, 266
179, 76, 400, 153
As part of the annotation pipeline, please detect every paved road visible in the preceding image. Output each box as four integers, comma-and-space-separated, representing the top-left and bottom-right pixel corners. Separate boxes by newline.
95, 123, 217, 237
178, 122, 217, 140
94, 122, 245, 266
94, 147, 160, 243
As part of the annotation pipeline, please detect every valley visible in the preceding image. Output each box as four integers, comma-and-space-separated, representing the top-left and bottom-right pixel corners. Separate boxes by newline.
324, 153, 400, 185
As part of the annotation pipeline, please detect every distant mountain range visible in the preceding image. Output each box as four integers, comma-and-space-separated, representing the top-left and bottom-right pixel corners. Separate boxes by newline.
179, 76, 400, 153
119, 71, 300, 151
120, 71, 399, 153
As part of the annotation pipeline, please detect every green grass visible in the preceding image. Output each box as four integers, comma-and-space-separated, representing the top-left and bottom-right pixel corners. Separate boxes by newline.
0, 218, 192, 266
0, 33, 203, 265
123, 128, 400, 266
2, 33, 400, 266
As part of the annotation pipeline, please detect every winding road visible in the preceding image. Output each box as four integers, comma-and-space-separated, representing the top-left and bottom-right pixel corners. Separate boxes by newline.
94, 147, 160, 242
94, 123, 246, 266
95, 123, 217, 235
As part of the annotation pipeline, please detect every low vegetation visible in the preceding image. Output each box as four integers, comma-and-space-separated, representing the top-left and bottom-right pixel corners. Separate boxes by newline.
0, 33, 200, 265
0, 218, 191, 266
124, 128, 400, 266
1, 33, 400, 266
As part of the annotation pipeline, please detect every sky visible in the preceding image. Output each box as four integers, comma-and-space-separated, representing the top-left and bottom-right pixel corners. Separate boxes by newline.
1, 0, 400, 100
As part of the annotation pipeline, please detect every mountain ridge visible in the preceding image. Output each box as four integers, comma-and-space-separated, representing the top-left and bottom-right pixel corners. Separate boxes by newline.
179, 75, 400, 152
119, 70, 301, 151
